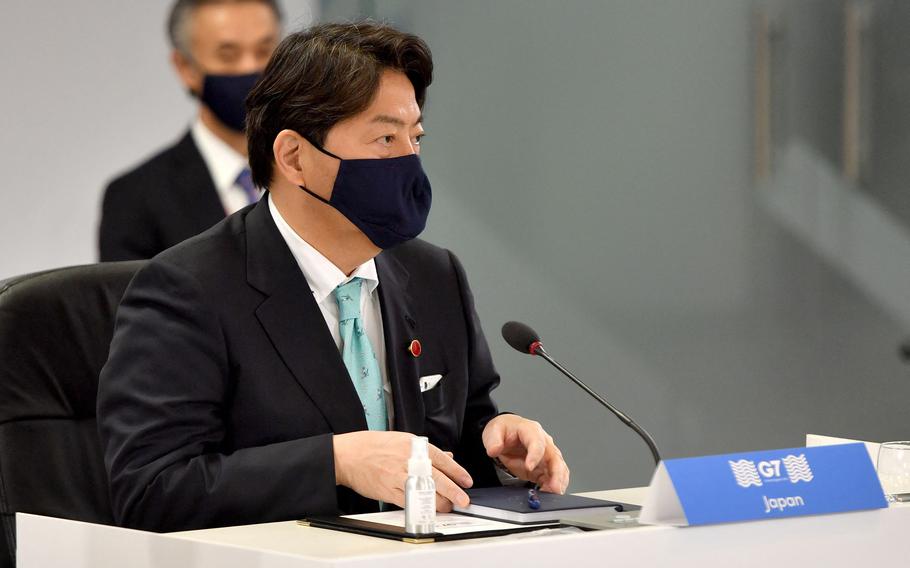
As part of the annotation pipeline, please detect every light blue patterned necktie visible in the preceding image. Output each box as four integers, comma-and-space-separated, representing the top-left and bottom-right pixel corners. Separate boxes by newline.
333, 278, 388, 431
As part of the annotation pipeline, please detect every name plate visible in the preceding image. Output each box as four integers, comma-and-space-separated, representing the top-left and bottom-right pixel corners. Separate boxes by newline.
639, 443, 887, 526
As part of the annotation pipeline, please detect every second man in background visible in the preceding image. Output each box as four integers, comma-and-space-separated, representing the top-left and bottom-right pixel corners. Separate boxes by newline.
98, 0, 281, 261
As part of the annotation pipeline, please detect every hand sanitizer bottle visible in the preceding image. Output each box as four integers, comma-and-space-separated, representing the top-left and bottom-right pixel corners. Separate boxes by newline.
405, 436, 436, 534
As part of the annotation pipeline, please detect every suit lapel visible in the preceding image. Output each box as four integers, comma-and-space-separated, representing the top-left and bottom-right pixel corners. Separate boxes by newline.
375, 252, 425, 434
246, 198, 367, 433
172, 131, 227, 230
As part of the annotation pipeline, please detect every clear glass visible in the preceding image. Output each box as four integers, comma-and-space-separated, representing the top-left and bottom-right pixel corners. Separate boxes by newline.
876, 441, 910, 503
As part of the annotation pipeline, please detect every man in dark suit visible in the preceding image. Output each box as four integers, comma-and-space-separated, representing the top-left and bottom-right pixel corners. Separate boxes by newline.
97, 22, 570, 533
98, 0, 282, 261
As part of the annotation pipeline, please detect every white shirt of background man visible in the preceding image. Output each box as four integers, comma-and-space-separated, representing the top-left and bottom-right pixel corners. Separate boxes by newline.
191, 118, 258, 215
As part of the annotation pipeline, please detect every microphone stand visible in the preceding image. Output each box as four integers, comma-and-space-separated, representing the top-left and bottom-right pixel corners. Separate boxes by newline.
532, 342, 662, 466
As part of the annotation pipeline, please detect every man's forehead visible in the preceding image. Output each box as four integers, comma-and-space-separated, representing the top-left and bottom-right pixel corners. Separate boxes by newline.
191, 3, 278, 44
356, 72, 424, 125
369, 113, 424, 127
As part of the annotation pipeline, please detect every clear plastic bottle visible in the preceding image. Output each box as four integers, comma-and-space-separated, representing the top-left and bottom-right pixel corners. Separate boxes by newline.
404, 436, 436, 534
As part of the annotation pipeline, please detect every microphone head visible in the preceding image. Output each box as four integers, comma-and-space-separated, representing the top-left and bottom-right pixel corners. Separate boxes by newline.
501, 321, 542, 355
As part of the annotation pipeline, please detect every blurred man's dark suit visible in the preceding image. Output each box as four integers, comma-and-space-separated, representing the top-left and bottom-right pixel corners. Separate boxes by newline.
99, 131, 225, 261
97, 196, 502, 532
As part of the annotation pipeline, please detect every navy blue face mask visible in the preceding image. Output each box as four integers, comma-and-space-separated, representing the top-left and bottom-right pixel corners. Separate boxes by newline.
297, 138, 433, 250
199, 72, 261, 132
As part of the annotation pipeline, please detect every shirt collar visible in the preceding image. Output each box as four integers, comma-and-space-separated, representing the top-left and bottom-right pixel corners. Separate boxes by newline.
268, 194, 379, 303
190, 118, 249, 195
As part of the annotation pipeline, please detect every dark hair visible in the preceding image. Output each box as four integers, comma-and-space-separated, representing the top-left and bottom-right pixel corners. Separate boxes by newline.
245, 22, 434, 189
167, 0, 283, 57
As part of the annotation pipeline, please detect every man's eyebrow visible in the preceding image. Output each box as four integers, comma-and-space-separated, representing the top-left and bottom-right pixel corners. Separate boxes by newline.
370, 114, 424, 127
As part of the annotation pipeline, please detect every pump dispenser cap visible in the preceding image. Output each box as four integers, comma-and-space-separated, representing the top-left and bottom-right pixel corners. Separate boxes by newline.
408, 436, 432, 477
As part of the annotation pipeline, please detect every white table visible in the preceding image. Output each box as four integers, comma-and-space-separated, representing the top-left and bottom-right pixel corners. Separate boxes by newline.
17, 487, 909, 567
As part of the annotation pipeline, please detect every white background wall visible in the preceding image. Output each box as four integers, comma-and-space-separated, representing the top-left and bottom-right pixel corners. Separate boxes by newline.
0, 0, 317, 278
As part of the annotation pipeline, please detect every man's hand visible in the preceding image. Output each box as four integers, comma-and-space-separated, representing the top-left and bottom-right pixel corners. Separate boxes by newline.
333, 431, 473, 511
482, 414, 570, 494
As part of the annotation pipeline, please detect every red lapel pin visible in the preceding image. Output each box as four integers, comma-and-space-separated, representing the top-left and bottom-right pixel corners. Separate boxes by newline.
408, 339, 422, 358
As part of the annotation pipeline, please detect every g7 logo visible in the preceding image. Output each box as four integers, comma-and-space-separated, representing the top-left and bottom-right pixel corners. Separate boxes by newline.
757, 460, 781, 478
729, 455, 814, 488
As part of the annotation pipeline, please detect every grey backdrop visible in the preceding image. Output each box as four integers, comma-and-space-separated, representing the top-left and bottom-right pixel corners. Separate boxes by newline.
1, 0, 908, 492
324, 0, 910, 490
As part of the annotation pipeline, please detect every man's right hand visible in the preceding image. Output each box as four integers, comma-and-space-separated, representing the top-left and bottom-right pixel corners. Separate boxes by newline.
332, 431, 473, 511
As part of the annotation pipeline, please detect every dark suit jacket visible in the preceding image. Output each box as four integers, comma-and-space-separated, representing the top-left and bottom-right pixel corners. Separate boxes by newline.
96, 197, 502, 532
98, 131, 226, 262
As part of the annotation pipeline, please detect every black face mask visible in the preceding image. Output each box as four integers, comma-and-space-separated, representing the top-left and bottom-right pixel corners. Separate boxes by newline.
297, 138, 433, 250
198, 72, 261, 132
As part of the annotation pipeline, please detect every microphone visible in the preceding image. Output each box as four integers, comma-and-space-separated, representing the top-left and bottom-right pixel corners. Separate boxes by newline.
501, 320, 662, 466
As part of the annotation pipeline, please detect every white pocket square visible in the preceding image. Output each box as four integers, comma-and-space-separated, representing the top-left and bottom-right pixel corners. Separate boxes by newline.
419, 374, 443, 392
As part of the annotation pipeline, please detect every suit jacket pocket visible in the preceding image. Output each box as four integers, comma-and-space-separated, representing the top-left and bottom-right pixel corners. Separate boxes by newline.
420, 372, 458, 450
420, 373, 447, 413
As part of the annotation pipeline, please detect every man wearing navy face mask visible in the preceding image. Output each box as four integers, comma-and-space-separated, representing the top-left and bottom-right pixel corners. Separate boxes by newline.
98, 0, 281, 261
97, 22, 570, 532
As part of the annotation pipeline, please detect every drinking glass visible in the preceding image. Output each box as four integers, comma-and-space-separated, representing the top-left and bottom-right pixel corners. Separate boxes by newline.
876, 441, 910, 503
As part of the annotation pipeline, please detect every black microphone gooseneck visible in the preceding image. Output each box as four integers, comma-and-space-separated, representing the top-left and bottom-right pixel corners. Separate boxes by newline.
501, 320, 662, 466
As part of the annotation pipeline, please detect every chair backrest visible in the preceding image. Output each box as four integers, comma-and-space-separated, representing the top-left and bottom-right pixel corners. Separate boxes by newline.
0, 261, 145, 567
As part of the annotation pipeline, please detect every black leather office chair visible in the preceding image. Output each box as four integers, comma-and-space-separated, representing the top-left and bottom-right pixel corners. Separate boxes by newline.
0, 261, 145, 567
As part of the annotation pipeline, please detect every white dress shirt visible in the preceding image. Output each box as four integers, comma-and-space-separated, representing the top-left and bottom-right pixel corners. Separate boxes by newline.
268, 195, 394, 427
191, 118, 258, 215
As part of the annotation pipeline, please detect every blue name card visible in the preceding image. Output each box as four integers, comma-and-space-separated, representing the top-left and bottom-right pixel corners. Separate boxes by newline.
638, 443, 887, 526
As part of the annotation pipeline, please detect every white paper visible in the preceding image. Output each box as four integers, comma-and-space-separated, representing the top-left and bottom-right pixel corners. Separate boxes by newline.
638, 462, 688, 526
343, 511, 524, 535
419, 374, 443, 392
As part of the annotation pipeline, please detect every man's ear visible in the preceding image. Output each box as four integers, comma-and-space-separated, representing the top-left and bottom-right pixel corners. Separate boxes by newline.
171, 50, 203, 97
273, 130, 308, 186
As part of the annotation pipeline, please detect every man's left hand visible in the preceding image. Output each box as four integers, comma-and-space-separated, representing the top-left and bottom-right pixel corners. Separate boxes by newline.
482, 414, 570, 494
